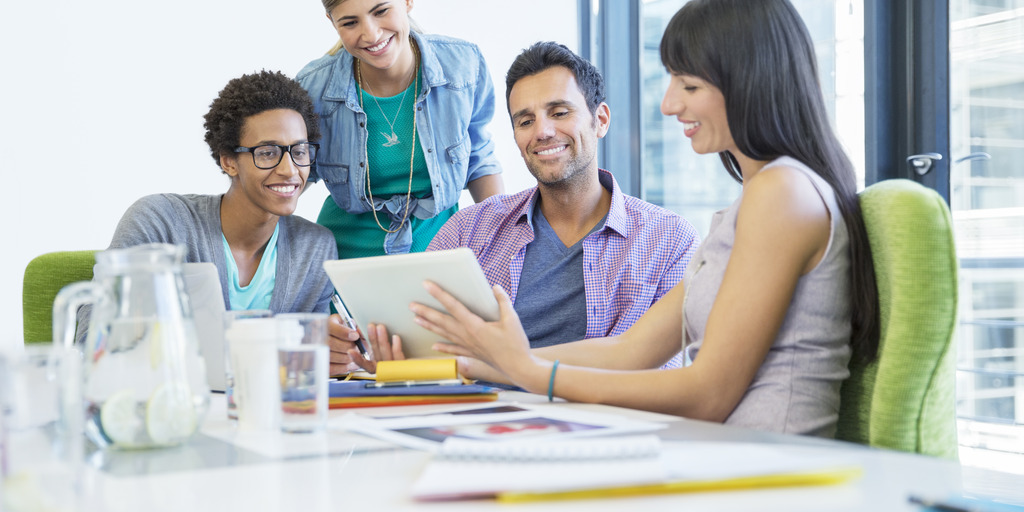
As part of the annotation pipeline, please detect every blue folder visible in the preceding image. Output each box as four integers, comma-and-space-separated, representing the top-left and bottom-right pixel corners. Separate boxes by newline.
329, 380, 498, 397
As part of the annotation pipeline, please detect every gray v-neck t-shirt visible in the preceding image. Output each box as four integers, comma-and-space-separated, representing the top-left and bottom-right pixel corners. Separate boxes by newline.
515, 205, 605, 348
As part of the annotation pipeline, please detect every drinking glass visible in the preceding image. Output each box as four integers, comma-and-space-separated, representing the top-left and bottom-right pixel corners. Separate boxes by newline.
1, 344, 84, 511
275, 313, 329, 347
276, 314, 329, 433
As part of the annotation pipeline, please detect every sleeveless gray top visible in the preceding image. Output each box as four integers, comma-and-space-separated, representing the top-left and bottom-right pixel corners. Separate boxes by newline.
681, 156, 852, 437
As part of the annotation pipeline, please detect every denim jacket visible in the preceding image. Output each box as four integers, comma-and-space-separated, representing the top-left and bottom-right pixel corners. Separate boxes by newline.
296, 32, 502, 253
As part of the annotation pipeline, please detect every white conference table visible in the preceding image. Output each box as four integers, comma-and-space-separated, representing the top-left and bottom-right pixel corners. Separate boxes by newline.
65, 392, 1019, 512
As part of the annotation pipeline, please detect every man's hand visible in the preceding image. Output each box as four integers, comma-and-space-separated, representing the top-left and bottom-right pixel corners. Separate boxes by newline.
348, 323, 407, 373
327, 314, 364, 375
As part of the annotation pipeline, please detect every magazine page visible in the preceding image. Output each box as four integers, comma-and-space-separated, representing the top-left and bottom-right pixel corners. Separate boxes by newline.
339, 403, 669, 452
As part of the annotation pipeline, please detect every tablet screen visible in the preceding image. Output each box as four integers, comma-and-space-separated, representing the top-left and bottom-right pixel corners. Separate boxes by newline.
323, 248, 499, 359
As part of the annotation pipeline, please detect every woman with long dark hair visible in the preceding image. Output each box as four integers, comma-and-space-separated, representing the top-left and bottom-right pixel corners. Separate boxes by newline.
408, 0, 879, 438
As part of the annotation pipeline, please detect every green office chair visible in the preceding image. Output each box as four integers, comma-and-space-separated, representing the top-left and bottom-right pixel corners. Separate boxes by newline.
22, 250, 99, 343
835, 179, 958, 459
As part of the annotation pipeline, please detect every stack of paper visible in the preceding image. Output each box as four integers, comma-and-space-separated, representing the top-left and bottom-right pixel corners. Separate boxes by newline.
328, 380, 499, 409
413, 435, 667, 501
329, 360, 498, 409
410, 438, 862, 502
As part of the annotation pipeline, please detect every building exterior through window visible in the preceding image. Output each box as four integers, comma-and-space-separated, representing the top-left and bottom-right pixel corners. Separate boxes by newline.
949, 0, 1024, 471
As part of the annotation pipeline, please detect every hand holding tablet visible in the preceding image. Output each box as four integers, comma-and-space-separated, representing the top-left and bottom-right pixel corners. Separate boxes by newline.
323, 248, 500, 360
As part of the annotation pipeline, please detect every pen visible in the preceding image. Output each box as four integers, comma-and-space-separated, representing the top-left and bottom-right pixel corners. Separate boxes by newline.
331, 293, 370, 359
366, 379, 464, 388
907, 495, 979, 512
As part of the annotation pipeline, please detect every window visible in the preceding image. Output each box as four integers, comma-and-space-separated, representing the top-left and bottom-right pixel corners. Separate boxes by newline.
637, 0, 865, 236
949, 0, 1024, 469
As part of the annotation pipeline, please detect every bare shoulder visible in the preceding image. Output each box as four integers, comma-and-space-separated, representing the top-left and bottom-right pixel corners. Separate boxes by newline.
741, 164, 830, 225
737, 164, 831, 269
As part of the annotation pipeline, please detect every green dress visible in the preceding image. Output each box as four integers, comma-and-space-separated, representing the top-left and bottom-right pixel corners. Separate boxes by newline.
317, 70, 456, 258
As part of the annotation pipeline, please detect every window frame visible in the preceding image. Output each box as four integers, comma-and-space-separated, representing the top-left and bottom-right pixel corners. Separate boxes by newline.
585, 0, 953, 200
579, 0, 644, 197
865, 0, 952, 198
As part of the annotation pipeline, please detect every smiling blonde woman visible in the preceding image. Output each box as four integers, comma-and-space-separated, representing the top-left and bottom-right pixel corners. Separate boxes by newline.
298, 0, 504, 261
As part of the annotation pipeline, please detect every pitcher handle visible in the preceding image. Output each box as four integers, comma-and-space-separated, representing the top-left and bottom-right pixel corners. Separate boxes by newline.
52, 281, 109, 350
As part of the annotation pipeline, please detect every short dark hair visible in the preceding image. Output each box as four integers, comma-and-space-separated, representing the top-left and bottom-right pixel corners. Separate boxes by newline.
660, 0, 879, 362
203, 70, 320, 170
505, 41, 605, 116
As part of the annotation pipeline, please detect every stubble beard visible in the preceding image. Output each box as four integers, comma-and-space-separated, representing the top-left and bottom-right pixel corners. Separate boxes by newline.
527, 147, 597, 194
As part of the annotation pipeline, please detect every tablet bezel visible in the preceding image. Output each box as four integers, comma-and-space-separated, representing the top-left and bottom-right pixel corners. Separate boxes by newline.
323, 248, 499, 359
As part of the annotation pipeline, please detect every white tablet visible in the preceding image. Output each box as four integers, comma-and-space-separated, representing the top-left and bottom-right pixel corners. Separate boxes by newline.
323, 248, 500, 359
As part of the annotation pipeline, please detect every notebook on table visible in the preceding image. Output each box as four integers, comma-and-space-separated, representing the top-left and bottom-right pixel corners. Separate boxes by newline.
412, 436, 862, 503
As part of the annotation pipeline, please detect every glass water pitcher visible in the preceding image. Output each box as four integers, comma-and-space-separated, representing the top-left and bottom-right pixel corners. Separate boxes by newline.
53, 243, 210, 449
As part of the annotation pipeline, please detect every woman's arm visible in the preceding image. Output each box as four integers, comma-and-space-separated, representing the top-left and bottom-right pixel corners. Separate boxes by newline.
463, 49, 502, 186
417, 165, 833, 420
530, 282, 687, 370
454, 286, 683, 383
467, 173, 504, 202
453, 279, 687, 382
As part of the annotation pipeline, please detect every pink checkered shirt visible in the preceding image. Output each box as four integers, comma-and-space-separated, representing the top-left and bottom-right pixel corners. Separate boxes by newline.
428, 170, 700, 368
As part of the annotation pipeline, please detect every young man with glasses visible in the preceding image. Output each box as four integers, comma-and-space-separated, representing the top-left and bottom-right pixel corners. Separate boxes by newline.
99, 70, 337, 313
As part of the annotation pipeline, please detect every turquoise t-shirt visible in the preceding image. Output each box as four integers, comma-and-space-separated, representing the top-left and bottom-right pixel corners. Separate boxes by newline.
223, 223, 279, 310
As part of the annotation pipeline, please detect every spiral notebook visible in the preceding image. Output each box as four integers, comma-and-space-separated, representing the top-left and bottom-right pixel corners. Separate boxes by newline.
436, 434, 663, 461
412, 435, 667, 501
412, 438, 862, 502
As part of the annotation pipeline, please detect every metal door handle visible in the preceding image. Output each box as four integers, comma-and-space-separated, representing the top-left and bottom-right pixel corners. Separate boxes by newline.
906, 153, 943, 175
954, 152, 991, 164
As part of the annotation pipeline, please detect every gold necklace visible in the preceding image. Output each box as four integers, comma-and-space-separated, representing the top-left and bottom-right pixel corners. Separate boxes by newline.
356, 41, 419, 234
361, 65, 411, 147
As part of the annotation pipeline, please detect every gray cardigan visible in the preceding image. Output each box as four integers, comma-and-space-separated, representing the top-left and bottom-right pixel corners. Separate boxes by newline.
105, 193, 337, 313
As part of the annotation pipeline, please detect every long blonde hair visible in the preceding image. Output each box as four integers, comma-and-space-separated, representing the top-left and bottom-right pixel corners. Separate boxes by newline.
321, 0, 423, 56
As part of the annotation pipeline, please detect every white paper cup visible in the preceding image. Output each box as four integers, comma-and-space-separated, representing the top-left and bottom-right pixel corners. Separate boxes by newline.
222, 310, 273, 420
226, 319, 280, 432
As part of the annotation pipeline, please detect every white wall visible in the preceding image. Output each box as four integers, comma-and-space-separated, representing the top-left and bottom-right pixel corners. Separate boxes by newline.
0, 0, 577, 351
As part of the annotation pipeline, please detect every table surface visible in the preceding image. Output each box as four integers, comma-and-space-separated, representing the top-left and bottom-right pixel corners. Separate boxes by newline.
22, 392, 1024, 511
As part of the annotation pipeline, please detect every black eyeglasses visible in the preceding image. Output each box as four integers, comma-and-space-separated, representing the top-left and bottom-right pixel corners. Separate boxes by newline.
234, 143, 319, 170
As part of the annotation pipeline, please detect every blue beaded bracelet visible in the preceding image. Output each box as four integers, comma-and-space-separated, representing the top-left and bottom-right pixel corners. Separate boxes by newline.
547, 360, 560, 402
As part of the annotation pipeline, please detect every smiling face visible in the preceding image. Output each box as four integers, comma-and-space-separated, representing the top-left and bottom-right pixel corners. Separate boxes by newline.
327, 0, 414, 73
509, 66, 610, 189
660, 73, 734, 156
220, 109, 309, 218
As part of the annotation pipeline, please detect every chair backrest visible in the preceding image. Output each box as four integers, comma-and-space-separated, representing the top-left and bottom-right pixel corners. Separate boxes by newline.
835, 179, 958, 458
22, 250, 99, 343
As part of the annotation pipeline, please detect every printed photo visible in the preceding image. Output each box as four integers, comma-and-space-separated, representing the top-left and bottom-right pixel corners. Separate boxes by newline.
395, 416, 604, 443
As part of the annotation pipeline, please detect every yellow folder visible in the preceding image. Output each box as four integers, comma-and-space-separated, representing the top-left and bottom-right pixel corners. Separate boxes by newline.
374, 359, 458, 382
